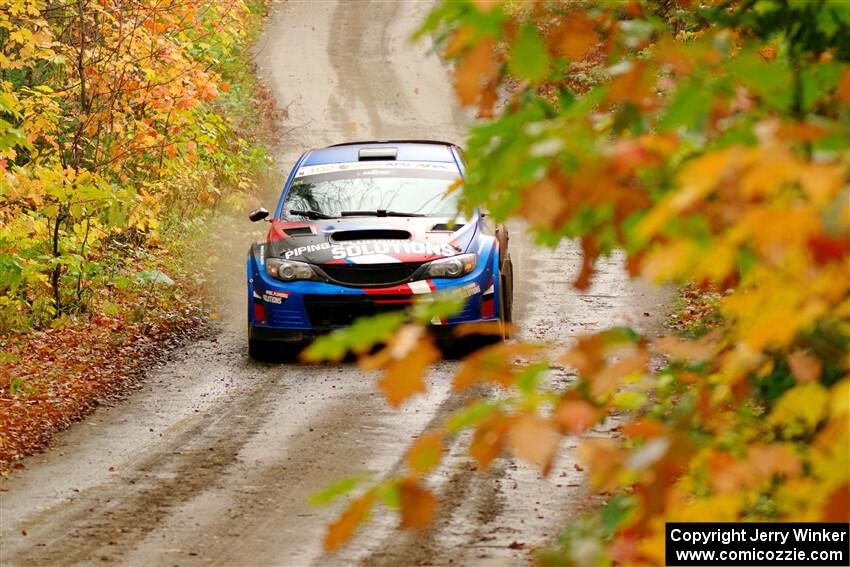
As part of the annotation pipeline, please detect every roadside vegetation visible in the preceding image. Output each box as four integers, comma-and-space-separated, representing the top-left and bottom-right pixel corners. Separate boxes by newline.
306, 1, 850, 563
0, 0, 276, 468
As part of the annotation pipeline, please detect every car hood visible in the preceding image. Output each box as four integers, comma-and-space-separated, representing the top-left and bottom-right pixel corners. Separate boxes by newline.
264, 216, 475, 265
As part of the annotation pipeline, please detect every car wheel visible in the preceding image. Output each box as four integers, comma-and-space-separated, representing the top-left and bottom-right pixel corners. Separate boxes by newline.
248, 337, 278, 362
499, 255, 514, 339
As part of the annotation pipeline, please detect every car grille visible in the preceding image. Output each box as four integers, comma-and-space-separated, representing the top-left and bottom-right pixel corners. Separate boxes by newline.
318, 263, 422, 286
304, 295, 412, 329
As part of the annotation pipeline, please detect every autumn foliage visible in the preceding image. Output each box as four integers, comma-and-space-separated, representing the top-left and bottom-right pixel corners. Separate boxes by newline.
0, 0, 269, 330
308, 0, 850, 563
0, 0, 271, 465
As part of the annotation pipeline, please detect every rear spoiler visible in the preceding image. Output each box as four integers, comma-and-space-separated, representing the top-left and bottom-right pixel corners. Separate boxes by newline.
326, 139, 459, 148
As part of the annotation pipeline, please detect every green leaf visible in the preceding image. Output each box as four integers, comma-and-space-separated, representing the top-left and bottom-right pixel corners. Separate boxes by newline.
0, 254, 23, 292
8, 376, 23, 396
135, 269, 175, 285
658, 80, 713, 132
600, 495, 634, 537
301, 311, 406, 362
309, 475, 370, 506
380, 482, 401, 510
410, 292, 465, 323
515, 362, 548, 396
508, 25, 550, 84
446, 399, 501, 433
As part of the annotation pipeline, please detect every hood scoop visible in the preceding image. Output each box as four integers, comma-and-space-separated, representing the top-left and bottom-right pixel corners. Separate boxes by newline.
331, 229, 411, 242
429, 222, 464, 232
284, 227, 314, 237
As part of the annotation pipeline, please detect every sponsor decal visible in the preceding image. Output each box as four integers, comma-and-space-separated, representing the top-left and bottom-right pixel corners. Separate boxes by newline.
283, 241, 332, 259
330, 240, 455, 260
458, 282, 481, 298
295, 161, 456, 178
261, 291, 289, 304
282, 239, 457, 261
408, 280, 434, 295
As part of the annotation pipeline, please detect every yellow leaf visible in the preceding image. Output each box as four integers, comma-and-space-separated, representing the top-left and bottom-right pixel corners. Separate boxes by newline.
769, 382, 829, 431
798, 163, 845, 206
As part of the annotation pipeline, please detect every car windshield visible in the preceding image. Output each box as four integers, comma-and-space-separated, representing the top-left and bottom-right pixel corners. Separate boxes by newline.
281, 160, 461, 219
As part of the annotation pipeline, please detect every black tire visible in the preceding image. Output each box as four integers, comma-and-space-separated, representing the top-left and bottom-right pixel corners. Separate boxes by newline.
497, 255, 514, 340
248, 335, 302, 363
248, 338, 278, 362
500, 254, 514, 325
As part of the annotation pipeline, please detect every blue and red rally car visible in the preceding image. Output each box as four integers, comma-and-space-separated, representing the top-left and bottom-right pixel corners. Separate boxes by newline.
246, 140, 513, 360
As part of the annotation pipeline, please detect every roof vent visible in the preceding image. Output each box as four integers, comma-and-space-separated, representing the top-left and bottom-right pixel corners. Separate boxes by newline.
358, 147, 397, 161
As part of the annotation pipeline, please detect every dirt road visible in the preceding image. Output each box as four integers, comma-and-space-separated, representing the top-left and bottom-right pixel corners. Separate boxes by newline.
0, 2, 668, 565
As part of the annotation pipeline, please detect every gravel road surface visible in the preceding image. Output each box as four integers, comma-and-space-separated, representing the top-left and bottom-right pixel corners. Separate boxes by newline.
0, 2, 669, 565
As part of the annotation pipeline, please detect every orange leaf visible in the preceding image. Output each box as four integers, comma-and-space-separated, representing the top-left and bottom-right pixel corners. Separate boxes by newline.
506, 413, 560, 474
399, 478, 437, 531
836, 67, 850, 102
621, 419, 667, 439
651, 333, 718, 363
518, 167, 569, 230
361, 326, 440, 407
588, 348, 648, 399
822, 483, 849, 522
324, 490, 376, 552
711, 445, 801, 494
577, 438, 626, 491
407, 432, 443, 477
444, 26, 474, 59
470, 413, 512, 469
454, 320, 513, 337
550, 11, 597, 61
453, 38, 496, 107
607, 61, 649, 105
560, 334, 606, 377
574, 236, 598, 291
787, 351, 822, 383
554, 399, 598, 434
453, 343, 538, 390
469, 0, 499, 12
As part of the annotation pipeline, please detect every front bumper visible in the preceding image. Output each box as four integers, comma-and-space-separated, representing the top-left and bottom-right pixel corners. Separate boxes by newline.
247, 252, 499, 340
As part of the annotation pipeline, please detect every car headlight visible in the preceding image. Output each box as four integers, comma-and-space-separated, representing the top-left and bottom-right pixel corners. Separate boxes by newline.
423, 254, 477, 278
265, 258, 318, 282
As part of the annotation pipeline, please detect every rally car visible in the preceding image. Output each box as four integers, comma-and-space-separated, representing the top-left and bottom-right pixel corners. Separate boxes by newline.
246, 140, 513, 360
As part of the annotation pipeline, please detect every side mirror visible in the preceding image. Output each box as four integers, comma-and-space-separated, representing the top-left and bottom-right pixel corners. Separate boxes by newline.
249, 208, 269, 222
